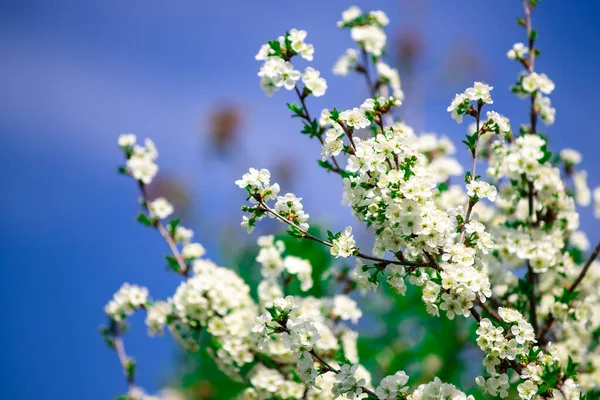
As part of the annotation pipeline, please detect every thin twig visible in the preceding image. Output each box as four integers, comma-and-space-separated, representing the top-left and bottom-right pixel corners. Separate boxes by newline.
378, 84, 394, 127
113, 337, 134, 389
526, 182, 539, 335
459, 103, 482, 243
522, 0, 541, 336
568, 240, 600, 294
537, 240, 600, 343
293, 85, 342, 173
358, 49, 377, 97
137, 181, 189, 277
109, 320, 136, 391
308, 351, 378, 398
522, 0, 536, 73
475, 298, 502, 323
256, 198, 431, 269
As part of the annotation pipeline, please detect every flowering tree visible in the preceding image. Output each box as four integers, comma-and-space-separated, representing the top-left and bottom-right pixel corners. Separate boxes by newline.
101, 2, 600, 399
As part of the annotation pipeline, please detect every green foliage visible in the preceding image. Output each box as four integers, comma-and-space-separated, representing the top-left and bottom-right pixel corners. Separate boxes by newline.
538, 142, 552, 164
565, 356, 579, 379
557, 288, 580, 305
169, 218, 181, 234
287, 102, 304, 118
165, 255, 182, 273
136, 213, 154, 227
462, 131, 479, 152
301, 119, 321, 138
357, 282, 468, 386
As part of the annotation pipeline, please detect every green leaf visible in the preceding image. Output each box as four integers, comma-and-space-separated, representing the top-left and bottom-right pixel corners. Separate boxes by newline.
539, 148, 552, 163
169, 218, 181, 234
125, 358, 136, 381
136, 213, 154, 227
287, 102, 304, 118
558, 288, 580, 304
267, 40, 282, 56
317, 160, 334, 172
464, 171, 473, 184
329, 108, 340, 122
165, 255, 181, 272
537, 385, 549, 395
301, 119, 320, 138
339, 169, 355, 179
327, 230, 336, 242
284, 30, 293, 52
530, 29, 538, 41
286, 227, 304, 239
566, 356, 579, 378
462, 131, 479, 150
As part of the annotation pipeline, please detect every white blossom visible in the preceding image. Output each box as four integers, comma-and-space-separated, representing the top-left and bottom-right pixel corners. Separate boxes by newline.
375, 371, 409, 400
303, 67, 327, 97
333, 48, 358, 76
182, 242, 205, 259
331, 227, 357, 258
149, 197, 173, 219
466, 180, 497, 202
339, 108, 370, 129
507, 42, 528, 60
118, 133, 137, 148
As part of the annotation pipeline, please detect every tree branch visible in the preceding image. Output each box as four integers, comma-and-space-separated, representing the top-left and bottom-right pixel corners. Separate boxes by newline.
293, 85, 343, 173
537, 240, 600, 343
137, 181, 190, 277
459, 103, 482, 243
255, 197, 432, 269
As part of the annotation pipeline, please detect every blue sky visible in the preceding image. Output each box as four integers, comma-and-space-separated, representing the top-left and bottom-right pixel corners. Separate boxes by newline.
1, 1, 600, 398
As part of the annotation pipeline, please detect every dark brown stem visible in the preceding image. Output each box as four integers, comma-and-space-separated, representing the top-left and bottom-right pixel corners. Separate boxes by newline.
520, 0, 543, 339
138, 181, 190, 277
526, 261, 539, 334
568, 240, 600, 294
475, 298, 502, 323
257, 198, 431, 269
459, 103, 482, 243
358, 49, 377, 97
293, 85, 342, 173
526, 182, 538, 334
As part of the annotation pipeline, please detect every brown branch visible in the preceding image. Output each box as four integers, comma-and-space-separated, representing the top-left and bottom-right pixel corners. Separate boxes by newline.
537, 240, 600, 344
475, 298, 502, 323
568, 240, 600, 294
526, 261, 539, 334
459, 103, 482, 243
293, 85, 342, 173
256, 198, 431, 270
137, 181, 189, 277
357, 49, 377, 98
108, 320, 136, 391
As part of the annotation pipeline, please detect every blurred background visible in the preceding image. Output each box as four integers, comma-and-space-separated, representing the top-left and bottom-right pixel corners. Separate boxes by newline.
1, 0, 599, 398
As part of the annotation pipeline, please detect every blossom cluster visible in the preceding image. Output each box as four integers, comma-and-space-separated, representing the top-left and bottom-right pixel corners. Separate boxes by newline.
508, 47, 556, 126
118, 134, 159, 184
257, 235, 314, 291
104, 3, 600, 400
337, 7, 388, 57
256, 29, 326, 97
104, 283, 149, 322
333, 7, 404, 101
474, 307, 565, 400
236, 168, 310, 235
